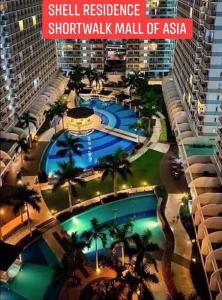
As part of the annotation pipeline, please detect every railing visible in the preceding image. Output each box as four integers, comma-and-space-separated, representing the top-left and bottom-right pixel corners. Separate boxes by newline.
55, 186, 157, 217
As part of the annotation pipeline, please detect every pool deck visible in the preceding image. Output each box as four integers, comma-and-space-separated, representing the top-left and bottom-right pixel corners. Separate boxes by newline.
2, 114, 168, 246
160, 146, 196, 296
59, 261, 168, 300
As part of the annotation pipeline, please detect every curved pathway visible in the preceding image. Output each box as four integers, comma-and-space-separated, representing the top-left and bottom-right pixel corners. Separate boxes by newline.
160, 145, 196, 296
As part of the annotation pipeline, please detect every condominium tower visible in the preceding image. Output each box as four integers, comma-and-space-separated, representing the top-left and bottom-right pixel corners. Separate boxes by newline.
173, 0, 222, 137
57, 0, 176, 78
0, 0, 59, 132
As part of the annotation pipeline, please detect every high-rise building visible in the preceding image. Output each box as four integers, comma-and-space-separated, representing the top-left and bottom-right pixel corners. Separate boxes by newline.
0, 0, 62, 132
0, 0, 68, 179
163, 2, 222, 299
146, 0, 176, 77
57, 39, 105, 73
173, 0, 222, 137
57, 0, 176, 78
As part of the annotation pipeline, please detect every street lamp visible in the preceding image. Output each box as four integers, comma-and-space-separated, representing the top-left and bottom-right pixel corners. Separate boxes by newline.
17, 179, 22, 185
96, 191, 103, 204
0, 209, 4, 241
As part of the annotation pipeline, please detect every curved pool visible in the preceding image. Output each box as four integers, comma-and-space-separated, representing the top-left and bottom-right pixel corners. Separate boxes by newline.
43, 99, 143, 174
80, 98, 142, 134
44, 130, 136, 174
3, 193, 164, 300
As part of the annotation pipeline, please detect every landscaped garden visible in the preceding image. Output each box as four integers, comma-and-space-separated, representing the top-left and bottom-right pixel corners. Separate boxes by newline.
0, 67, 180, 300
42, 149, 163, 211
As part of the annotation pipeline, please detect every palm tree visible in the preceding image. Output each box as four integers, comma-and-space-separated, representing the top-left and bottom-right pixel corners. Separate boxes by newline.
15, 137, 29, 170
44, 106, 58, 134
53, 162, 85, 210
84, 66, 95, 87
97, 149, 132, 197
125, 72, 148, 98
139, 89, 162, 136
65, 231, 87, 257
81, 218, 107, 270
56, 133, 83, 164
69, 65, 85, 106
84, 67, 105, 92
7, 184, 41, 235
53, 255, 82, 300
18, 111, 36, 148
131, 230, 159, 272
139, 104, 157, 137
109, 220, 134, 266
48, 99, 68, 129
131, 119, 146, 144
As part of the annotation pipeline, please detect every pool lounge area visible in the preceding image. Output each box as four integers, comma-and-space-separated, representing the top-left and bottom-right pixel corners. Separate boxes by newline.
43, 97, 144, 174
1, 193, 164, 300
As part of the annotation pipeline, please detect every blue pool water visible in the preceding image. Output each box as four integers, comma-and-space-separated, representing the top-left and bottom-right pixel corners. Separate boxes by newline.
43, 99, 143, 174
62, 193, 165, 254
44, 130, 136, 174
80, 98, 143, 135
3, 194, 164, 300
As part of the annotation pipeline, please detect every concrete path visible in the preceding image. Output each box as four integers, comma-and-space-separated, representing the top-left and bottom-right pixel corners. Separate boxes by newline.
160, 146, 196, 296
98, 125, 146, 143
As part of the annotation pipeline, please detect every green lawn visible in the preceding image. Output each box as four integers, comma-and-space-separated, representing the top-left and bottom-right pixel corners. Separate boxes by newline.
42, 150, 163, 212
159, 119, 168, 143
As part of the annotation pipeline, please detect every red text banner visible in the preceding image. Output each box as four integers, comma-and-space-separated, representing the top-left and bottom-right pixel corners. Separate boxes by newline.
42, 0, 193, 40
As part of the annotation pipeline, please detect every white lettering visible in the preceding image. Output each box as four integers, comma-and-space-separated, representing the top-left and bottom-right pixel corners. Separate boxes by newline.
48, 4, 55, 16
147, 22, 159, 34
48, 23, 54, 34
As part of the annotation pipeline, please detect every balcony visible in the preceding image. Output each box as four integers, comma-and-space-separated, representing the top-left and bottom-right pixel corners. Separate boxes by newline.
218, 128, 222, 142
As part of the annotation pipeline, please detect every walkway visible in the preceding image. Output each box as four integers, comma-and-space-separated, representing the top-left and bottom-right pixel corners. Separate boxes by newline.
98, 125, 146, 143
160, 146, 196, 296
2, 139, 53, 245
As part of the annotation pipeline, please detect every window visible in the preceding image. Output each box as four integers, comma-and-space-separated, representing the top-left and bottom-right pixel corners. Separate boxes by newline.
19, 20, 24, 31
32, 16, 37, 26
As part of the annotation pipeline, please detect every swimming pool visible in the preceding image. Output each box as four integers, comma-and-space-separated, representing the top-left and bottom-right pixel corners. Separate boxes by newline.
80, 98, 143, 135
62, 193, 165, 254
44, 130, 136, 174
43, 98, 144, 174
3, 193, 164, 300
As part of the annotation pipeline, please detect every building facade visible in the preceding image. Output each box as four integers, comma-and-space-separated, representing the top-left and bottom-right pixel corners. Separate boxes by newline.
57, 0, 176, 78
0, 0, 58, 132
162, 2, 222, 299
57, 39, 105, 73
173, 0, 222, 137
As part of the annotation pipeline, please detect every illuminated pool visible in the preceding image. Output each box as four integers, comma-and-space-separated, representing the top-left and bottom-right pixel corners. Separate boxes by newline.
43, 99, 144, 174
3, 193, 163, 300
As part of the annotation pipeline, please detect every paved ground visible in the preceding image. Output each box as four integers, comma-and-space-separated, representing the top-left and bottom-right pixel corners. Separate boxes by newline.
160, 145, 196, 296
59, 261, 168, 300
2, 139, 52, 243
59, 266, 117, 300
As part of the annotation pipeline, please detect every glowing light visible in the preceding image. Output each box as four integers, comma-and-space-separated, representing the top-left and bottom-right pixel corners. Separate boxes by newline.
142, 181, 147, 186
192, 258, 196, 263
192, 239, 196, 243
96, 268, 101, 274
122, 184, 127, 189
17, 179, 22, 185
0, 209, 4, 215
72, 217, 80, 225
96, 191, 101, 196
147, 221, 158, 229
